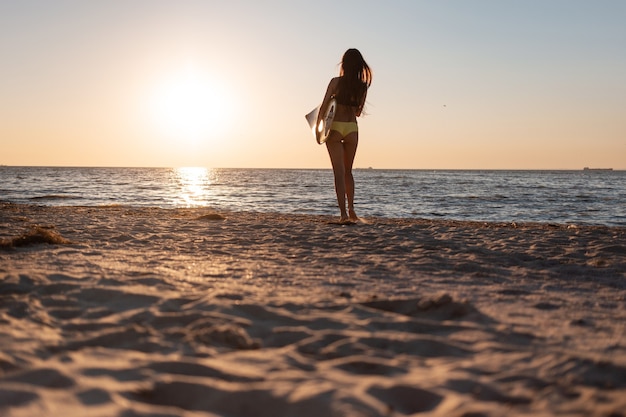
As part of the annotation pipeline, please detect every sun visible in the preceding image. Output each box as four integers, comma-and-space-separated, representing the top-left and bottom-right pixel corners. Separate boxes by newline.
149, 65, 233, 143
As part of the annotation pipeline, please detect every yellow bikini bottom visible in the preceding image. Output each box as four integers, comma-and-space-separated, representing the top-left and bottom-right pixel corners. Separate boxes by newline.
330, 121, 358, 137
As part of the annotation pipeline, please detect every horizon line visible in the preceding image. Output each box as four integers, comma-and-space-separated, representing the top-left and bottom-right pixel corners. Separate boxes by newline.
1, 165, 623, 171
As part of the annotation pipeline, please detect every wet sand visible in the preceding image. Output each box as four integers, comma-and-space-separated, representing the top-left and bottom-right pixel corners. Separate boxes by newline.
1, 203, 625, 416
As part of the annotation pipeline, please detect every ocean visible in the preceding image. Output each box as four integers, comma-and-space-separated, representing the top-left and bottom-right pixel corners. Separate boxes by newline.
1, 166, 624, 227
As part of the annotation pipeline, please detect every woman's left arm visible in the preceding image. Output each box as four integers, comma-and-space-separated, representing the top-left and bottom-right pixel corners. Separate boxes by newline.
317, 77, 339, 125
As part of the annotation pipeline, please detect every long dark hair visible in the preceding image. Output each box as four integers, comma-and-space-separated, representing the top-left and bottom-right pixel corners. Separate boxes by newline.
337, 48, 372, 107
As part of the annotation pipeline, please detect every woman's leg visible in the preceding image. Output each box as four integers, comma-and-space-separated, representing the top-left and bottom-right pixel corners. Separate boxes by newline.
342, 132, 359, 220
325, 132, 349, 220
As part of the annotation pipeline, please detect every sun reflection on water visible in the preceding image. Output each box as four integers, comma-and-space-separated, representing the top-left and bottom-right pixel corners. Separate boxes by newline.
174, 167, 215, 207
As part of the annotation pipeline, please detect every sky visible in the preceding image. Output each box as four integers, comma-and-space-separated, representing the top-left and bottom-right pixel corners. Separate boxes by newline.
1, 0, 625, 169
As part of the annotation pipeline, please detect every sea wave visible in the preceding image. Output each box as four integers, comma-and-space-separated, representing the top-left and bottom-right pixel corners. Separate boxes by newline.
1, 167, 624, 226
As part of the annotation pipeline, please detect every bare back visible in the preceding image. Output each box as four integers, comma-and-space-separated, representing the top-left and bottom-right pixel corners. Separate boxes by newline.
318, 77, 365, 125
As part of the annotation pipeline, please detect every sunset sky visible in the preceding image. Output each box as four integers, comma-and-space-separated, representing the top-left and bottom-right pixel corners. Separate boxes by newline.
1, 1, 625, 169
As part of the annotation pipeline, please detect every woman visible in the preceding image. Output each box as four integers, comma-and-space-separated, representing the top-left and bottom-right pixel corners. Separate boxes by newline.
318, 48, 372, 224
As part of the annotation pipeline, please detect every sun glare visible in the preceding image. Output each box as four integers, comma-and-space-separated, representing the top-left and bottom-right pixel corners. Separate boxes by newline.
149, 65, 234, 144
174, 166, 215, 206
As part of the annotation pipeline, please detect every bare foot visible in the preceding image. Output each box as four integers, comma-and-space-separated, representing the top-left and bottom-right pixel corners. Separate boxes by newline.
339, 216, 356, 225
348, 209, 358, 222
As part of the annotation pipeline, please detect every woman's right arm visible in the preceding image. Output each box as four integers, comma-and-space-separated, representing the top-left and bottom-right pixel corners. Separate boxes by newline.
355, 86, 367, 117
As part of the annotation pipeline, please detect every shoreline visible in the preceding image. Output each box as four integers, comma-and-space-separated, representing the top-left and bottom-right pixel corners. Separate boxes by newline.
1, 203, 625, 416
2, 167, 624, 228
3, 201, 625, 228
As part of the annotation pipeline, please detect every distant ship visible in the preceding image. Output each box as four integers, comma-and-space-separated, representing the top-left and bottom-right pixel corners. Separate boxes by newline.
583, 167, 613, 171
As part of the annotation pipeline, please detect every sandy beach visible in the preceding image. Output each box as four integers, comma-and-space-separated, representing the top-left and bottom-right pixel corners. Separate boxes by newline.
1, 202, 625, 416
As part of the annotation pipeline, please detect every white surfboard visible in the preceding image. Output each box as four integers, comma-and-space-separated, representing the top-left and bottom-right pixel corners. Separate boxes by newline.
305, 98, 336, 144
